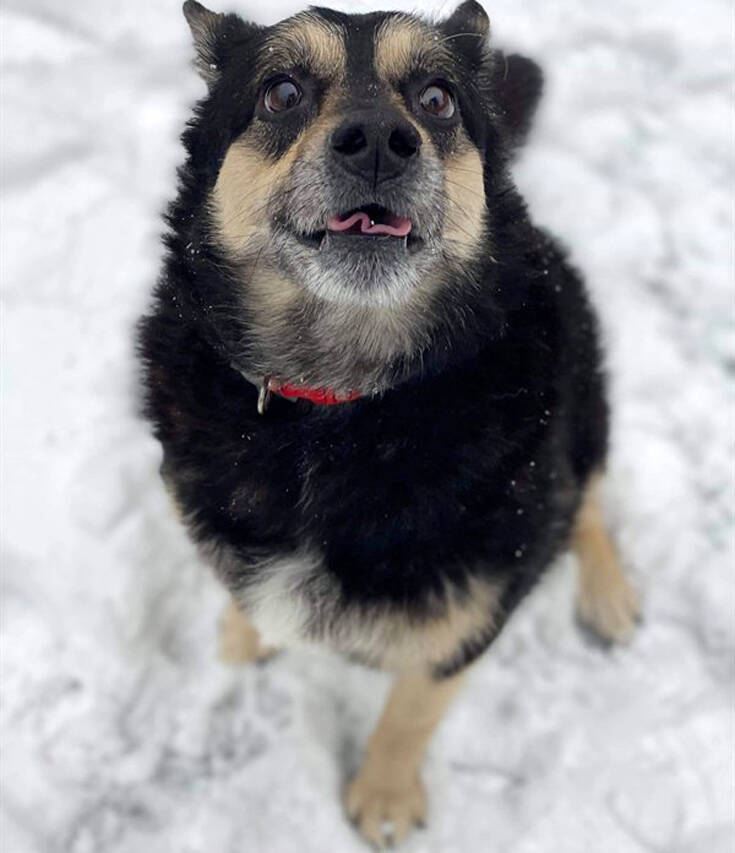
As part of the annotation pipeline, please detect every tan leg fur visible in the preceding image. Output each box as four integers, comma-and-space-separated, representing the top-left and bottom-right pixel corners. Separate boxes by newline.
218, 599, 278, 665
346, 671, 465, 848
574, 476, 640, 643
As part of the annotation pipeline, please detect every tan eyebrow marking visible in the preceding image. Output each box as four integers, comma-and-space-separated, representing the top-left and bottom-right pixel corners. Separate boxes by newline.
259, 12, 346, 82
374, 15, 452, 84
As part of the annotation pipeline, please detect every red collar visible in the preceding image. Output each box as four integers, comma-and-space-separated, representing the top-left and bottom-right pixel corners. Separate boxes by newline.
275, 382, 361, 406
230, 363, 362, 413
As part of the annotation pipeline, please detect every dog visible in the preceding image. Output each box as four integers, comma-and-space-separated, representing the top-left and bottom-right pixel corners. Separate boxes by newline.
138, 1, 640, 846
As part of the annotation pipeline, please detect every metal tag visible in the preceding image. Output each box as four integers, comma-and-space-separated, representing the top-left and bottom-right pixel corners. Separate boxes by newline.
257, 377, 271, 415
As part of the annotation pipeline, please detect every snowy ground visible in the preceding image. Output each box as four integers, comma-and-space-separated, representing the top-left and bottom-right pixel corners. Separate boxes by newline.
1, 1, 733, 851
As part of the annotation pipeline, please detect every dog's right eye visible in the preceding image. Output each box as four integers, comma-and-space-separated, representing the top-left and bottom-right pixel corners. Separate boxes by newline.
263, 79, 302, 113
419, 83, 455, 119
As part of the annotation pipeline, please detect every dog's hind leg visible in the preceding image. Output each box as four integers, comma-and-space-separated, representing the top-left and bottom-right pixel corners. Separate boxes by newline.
218, 598, 278, 665
573, 475, 640, 644
346, 670, 465, 848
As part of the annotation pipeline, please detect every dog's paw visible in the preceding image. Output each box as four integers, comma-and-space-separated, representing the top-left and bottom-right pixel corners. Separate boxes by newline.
576, 571, 641, 646
218, 601, 278, 665
346, 770, 427, 848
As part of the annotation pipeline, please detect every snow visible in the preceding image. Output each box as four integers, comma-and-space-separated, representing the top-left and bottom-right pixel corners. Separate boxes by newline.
1, 1, 733, 851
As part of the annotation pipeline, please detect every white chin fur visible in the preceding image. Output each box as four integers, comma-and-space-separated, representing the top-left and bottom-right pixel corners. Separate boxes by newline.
300, 264, 423, 307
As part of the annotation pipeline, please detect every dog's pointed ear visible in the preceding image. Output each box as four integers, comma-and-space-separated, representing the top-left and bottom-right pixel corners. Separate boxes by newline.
491, 52, 544, 150
182, 1, 259, 87
183, 1, 221, 83
441, 1, 490, 54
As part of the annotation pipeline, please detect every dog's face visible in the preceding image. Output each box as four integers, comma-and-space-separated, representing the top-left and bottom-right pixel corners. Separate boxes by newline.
178, 2, 521, 391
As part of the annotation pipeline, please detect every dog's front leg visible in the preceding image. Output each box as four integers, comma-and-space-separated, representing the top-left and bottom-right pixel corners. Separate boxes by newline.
346, 670, 465, 847
218, 598, 278, 665
574, 476, 640, 644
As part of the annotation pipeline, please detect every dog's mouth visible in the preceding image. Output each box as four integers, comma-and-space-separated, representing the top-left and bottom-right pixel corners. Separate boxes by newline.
287, 204, 422, 252
327, 205, 412, 238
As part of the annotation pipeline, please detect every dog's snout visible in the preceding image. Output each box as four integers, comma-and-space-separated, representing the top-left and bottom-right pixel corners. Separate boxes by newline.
331, 111, 421, 186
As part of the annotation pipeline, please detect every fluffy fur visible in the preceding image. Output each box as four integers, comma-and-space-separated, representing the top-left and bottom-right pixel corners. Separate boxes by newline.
138, 1, 617, 843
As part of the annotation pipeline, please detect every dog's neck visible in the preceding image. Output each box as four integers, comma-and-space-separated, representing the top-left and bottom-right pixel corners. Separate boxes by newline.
224, 260, 502, 402
198, 249, 507, 412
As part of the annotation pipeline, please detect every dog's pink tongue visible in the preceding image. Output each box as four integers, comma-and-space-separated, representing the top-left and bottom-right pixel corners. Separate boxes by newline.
326, 211, 412, 237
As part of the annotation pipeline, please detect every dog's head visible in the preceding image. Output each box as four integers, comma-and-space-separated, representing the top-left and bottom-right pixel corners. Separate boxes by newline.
172, 2, 542, 393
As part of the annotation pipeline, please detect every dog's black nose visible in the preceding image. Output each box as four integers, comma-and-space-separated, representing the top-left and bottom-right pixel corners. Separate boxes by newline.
331, 111, 421, 186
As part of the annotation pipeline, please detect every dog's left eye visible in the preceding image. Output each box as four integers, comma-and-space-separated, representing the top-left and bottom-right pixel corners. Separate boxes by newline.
264, 79, 302, 113
419, 83, 455, 119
